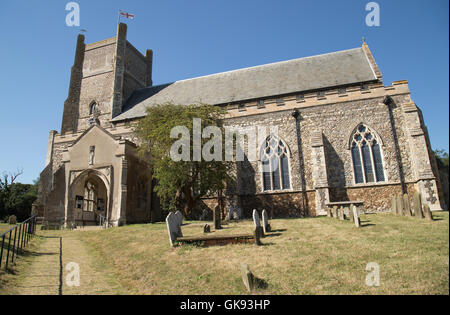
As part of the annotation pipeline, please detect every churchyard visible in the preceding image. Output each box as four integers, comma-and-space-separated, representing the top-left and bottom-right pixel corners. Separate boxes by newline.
0, 211, 448, 295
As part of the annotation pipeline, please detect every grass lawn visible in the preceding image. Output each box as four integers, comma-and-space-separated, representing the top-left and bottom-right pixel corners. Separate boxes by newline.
0, 224, 15, 235
76, 211, 449, 295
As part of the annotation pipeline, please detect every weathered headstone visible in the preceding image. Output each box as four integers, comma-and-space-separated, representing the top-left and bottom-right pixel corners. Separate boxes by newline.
413, 192, 424, 218
339, 207, 346, 220
166, 212, 181, 247
352, 205, 361, 228
254, 227, 263, 246
326, 206, 332, 218
396, 194, 405, 216
203, 224, 211, 233
402, 194, 412, 216
348, 205, 355, 222
262, 209, 271, 234
332, 206, 338, 219
214, 205, 222, 230
253, 209, 264, 238
423, 204, 433, 221
241, 264, 255, 292
175, 210, 183, 226
252, 209, 261, 228
392, 196, 398, 215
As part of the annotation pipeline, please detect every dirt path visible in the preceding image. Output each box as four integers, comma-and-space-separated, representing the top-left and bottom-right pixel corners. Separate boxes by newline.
12, 230, 124, 295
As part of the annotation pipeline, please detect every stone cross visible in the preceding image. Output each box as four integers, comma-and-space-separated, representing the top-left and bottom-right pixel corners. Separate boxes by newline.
262, 209, 271, 234
413, 192, 424, 218
423, 204, 433, 221
403, 194, 412, 216
166, 212, 182, 247
352, 205, 361, 228
392, 196, 397, 215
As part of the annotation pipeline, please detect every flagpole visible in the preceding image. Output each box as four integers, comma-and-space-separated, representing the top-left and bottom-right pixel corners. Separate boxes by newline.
117, 9, 121, 25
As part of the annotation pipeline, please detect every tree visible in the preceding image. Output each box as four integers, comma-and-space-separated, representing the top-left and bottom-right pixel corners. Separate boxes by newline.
0, 170, 38, 222
434, 149, 449, 168
134, 103, 234, 217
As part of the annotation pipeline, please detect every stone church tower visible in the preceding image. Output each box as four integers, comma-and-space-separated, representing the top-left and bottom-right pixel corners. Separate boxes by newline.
35, 23, 446, 228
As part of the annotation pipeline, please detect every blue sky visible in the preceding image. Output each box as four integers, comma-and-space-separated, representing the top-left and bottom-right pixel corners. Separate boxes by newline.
0, 0, 448, 184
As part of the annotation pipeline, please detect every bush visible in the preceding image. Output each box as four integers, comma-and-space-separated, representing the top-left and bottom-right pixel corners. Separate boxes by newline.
8, 215, 17, 225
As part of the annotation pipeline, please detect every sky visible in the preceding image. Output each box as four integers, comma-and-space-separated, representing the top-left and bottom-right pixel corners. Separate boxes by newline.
0, 0, 448, 184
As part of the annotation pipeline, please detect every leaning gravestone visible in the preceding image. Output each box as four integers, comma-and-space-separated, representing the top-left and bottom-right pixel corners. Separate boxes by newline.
392, 196, 398, 215
241, 264, 255, 292
423, 204, 433, 221
203, 224, 211, 233
403, 194, 412, 216
166, 212, 181, 247
413, 192, 424, 218
396, 194, 405, 216
352, 205, 361, 228
252, 209, 264, 238
262, 209, 271, 234
175, 211, 183, 226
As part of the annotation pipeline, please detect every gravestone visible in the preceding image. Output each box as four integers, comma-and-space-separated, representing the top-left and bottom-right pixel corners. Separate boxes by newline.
175, 211, 183, 226
254, 227, 263, 246
203, 224, 211, 233
413, 192, 424, 218
339, 207, 346, 220
332, 206, 338, 219
252, 209, 261, 228
327, 207, 332, 218
352, 205, 361, 227
166, 212, 181, 247
348, 205, 355, 222
396, 194, 404, 216
423, 204, 433, 221
403, 194, 412, 216
241, 264, 255, 292
262, 209, 271, 234
392, 196, 398, 215
252, 209, 264, 238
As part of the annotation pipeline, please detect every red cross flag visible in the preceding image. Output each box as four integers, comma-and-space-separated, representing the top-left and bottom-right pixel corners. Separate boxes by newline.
120, 10, 135, 19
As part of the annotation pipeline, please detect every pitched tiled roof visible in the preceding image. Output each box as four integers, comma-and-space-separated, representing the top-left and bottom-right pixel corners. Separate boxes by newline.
112, 47, 378, 122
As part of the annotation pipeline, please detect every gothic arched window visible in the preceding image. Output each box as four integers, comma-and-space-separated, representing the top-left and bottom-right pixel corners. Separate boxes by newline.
351, 124, 386, 184
261, 135, 291, 191
89, 101, 98, 115
84, 181, 97, 212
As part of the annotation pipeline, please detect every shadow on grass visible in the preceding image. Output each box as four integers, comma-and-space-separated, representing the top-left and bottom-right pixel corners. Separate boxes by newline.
263, 233, 282, 238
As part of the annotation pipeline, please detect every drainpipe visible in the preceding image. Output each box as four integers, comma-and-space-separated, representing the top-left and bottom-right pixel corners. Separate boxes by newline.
291, 109, 307, 215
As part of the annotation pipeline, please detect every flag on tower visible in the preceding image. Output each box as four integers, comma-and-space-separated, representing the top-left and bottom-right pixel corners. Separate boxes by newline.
119, 10, 135, 19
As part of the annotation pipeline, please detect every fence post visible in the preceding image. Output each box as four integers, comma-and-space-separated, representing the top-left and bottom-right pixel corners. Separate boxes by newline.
5, 230, 12, 270
0, 234, 5, 269
11, 227, 18, 263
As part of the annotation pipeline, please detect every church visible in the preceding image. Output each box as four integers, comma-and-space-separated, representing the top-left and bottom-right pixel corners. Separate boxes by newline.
34, 23, 445, 228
